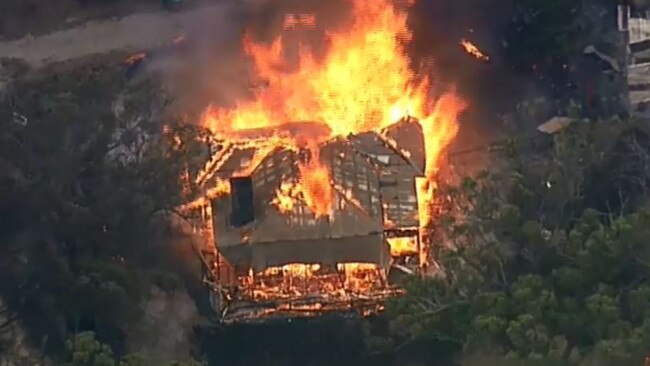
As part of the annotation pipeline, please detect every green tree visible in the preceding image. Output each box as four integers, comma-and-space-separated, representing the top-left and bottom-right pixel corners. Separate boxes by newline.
385, 118, 650, 365
66, 332, 116, 366
0, 60, 207, 357
65, 332, 204, 366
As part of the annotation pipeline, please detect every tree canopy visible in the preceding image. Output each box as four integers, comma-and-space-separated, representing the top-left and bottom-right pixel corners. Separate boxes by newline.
0, 59, 206, 361
382, 118, 650, 365
65, 332, 203, 366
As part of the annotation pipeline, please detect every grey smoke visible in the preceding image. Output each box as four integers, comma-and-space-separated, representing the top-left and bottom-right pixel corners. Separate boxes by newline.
153, 0, 528, 149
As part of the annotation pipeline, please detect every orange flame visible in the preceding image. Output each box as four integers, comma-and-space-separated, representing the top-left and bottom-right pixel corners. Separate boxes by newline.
271, 149, 334, 219
417, 94, 466, 227
298, 148, 333, 219
271, 181, 301, 214
202, 0, 437, 137
460, 39, 490, 62
262, 263, 321, 277
387, 237, 418, 256
200, 0, 467, 234
179, 177, 231, 211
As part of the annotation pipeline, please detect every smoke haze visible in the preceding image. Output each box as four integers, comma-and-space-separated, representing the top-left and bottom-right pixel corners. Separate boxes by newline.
158, 0, 531, 151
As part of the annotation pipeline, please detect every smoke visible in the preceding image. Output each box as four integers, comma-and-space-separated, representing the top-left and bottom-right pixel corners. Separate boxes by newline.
154, 0, 354, 122
155, 0, 538, 149
243, 0, 350, 42
407, 0, 556, 148
152, 1, 251, 119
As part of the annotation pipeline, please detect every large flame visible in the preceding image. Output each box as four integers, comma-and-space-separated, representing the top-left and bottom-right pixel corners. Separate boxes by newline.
270, 156, 334, 219
201, 0, 466, 226
418, 93, 467, 227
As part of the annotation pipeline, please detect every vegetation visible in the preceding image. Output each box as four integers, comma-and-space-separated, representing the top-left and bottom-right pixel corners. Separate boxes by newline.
382, 118, 650, 365
0, 0, 637, 365
0, 60, 205, 363
64, 332, 202, 366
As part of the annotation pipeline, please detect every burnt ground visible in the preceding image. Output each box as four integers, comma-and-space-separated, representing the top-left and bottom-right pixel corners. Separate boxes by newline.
0, 0, 220, 41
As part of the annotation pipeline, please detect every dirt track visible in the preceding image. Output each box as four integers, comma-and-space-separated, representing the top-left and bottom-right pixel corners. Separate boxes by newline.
0, 3, 230, 69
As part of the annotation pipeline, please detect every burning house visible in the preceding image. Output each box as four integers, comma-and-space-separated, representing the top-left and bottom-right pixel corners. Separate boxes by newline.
187, 119, 428, 322
176, 0, 467, 323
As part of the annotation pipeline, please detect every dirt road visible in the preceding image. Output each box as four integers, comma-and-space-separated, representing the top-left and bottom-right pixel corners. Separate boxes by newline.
0, 3, 231, 69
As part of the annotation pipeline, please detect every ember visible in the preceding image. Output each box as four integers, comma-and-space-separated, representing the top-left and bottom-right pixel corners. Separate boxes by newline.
460, 39, 490, 62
